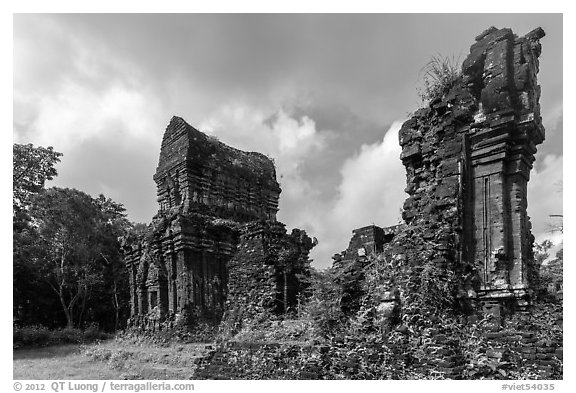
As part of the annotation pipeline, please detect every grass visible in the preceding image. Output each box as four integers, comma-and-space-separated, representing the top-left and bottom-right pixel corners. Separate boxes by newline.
14, 338, 212, 380
417, 54, 462, 103
13, 344, 124, 380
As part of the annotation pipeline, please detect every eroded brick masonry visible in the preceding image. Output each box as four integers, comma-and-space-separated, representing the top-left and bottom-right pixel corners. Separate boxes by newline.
122, 117, 314, 327
337, 26, 547, 317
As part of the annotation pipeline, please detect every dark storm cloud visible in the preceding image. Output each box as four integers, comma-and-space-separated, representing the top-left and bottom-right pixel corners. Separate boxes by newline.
18, 13, 563, 127
46, 14, 313, 94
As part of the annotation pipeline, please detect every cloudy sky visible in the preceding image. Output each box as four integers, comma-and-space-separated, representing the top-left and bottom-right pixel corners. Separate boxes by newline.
13, 13, 563, 268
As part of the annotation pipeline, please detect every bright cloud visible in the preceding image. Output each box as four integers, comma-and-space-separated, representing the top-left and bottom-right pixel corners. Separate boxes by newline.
333, 120, 405, 225
528, 154, 563, 240
307, 121, 407, 268
198, 104, 327, 232
15, 81, 163, 151
198, 105, 325, 176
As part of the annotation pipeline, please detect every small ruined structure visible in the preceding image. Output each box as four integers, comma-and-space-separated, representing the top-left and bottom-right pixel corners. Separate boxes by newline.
337, 26, 546, 318
122, 117, 314, 328
333, 224, 401, 269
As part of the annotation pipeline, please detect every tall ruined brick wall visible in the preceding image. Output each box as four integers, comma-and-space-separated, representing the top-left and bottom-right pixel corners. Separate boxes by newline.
461, 27, 546, 310
332, 26, 548, 328
393, 26, 546, 316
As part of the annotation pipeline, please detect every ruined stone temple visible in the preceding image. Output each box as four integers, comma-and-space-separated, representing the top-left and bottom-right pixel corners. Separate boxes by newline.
122, 117, 314, 326
336, 27, 547, 317
124, 25, 547, 330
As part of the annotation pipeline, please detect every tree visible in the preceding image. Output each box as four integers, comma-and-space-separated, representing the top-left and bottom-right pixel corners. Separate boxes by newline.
92, 194, 131, 331
28, 188, 130, 329
13, 143, 62, 217
13, 143, 63, 326
13, 145, 132, 330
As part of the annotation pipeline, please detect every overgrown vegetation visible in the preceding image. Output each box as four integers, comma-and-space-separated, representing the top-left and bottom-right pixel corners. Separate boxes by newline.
194, 242, 562, 380
533, 239, 563, 301
418, 55, 462, 103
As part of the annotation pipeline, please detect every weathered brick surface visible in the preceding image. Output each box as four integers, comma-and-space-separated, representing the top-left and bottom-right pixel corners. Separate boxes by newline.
155, 116, 280, 221
193, 341, 322, 380
222, 222, 314, 331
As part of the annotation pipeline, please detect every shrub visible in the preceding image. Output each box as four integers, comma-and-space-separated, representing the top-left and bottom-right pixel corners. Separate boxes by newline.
50, 327, 84, 344
13, 325, 112, 348
13, 325, 51, 347
84, 323, 111, 341
108, 349, 134, 370
300, 269, 346, 337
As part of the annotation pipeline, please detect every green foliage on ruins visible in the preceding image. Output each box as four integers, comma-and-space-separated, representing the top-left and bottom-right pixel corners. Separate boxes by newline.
189, 256, 562, 380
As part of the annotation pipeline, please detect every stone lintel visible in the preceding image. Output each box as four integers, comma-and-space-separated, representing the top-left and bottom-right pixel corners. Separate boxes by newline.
469, 127, 511, 148
471, 153, 507, 173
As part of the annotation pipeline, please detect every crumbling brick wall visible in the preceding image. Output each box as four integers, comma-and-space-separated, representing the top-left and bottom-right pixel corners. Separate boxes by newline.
154, 116, 280, 221
337, 26, 547, 322
223, 221, 314, 332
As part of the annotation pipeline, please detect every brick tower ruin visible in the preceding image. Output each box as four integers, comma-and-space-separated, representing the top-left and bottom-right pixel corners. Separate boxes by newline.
122, 117, 314, 328
335, 26, 546, 318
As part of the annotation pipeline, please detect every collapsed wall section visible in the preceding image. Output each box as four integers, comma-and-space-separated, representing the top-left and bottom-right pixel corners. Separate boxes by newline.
333, 224, 401, 269
224, 222, 315, 330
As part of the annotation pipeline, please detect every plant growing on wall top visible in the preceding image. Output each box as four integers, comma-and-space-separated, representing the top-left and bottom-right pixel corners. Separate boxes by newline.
418, 54, 462, 103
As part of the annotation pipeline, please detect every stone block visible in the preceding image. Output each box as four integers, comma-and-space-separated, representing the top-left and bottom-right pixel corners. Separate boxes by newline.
434, 177, 459, 198
401, 143, 422, 161
438, 159, 460, 177
520, 347, 537, 355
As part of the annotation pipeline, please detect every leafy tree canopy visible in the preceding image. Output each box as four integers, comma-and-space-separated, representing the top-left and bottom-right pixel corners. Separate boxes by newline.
24, 187, 130, 328
13, 143, 62, 216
